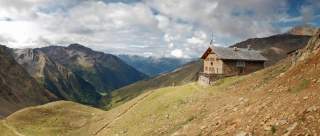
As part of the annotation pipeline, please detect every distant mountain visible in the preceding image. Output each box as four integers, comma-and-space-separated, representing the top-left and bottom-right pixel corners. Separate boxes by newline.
107, 60, 202, 108
287, 25, 318, 36
39, 44, 148, 93
117, 55, 193, 76
13, 49, 102, 106
231, 34, 311, 66
0, 45, 57, 118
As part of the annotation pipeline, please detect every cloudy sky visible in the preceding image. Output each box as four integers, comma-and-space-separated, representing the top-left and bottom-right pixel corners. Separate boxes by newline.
0, 0, 319, 58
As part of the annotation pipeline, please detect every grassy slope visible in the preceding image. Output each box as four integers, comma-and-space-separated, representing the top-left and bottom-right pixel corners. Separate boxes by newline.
2, 101, 104, 136
107, 60, 202, 109
95, 77, 244, 136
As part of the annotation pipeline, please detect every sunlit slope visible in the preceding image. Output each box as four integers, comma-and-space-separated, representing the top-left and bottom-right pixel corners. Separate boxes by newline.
2, 101, 104, 136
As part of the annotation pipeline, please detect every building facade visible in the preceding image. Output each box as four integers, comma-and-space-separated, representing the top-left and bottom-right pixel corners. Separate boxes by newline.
198, 46, 267, 85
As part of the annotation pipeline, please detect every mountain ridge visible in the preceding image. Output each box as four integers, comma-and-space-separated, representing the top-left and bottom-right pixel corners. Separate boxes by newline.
38, 44, 148, 93
13, 48, 102, 106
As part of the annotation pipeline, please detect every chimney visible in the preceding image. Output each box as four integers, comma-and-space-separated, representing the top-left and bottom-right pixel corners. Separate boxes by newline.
233, 47, 239, 51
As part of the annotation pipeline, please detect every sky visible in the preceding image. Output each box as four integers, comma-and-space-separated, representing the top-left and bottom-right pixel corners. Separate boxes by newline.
0, 0, 319, 58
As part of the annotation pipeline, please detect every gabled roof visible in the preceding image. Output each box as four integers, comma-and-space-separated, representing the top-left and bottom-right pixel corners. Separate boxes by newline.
201, 46, 267, 61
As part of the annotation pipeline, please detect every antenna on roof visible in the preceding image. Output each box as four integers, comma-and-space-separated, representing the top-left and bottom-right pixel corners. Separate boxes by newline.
209, 32, 214, 46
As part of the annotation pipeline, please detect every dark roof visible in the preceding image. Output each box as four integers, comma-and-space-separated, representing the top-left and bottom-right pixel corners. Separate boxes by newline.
201, 46, 267, 61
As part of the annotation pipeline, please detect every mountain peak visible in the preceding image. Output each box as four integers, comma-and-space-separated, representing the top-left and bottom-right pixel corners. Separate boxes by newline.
68, 43, 92, 52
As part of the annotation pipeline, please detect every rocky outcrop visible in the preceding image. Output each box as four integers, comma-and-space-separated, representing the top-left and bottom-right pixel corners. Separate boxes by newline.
289, 28, 320, 66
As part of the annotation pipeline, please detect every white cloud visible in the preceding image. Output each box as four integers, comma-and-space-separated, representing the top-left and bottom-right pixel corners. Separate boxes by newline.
0, 0, 317, 58
170, 49, 183, 58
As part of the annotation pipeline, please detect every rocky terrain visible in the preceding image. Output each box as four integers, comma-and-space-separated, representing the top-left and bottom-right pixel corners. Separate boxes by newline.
0, 45, 57, 118
13, 49, 102, 106
39, 44, 148, 93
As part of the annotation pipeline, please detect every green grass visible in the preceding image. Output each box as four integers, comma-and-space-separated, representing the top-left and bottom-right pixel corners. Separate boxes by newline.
214, 76, 244, 89
101, 84, 202, 135
289, 79, 311, 93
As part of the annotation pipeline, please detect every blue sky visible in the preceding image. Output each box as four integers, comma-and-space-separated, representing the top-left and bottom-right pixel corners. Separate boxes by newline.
0, 0, 319, 58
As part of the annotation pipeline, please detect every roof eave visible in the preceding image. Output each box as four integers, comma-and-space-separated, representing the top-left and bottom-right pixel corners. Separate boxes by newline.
220, 58, 268, 62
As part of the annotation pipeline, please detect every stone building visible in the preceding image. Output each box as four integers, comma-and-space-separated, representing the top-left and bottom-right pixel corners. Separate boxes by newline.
198, 46, 267, 85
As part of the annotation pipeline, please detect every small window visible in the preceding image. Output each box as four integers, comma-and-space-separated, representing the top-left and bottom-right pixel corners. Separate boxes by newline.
211, 62, 213, 66
236, 61, 245, 67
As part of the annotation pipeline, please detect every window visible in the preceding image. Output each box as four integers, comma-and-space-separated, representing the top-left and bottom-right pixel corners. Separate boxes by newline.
236, 61, 245, 67
211, 62, 213, 66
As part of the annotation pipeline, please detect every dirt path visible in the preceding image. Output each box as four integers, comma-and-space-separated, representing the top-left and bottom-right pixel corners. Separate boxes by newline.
93, 91, 154, 135
2, 120, 25, 136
